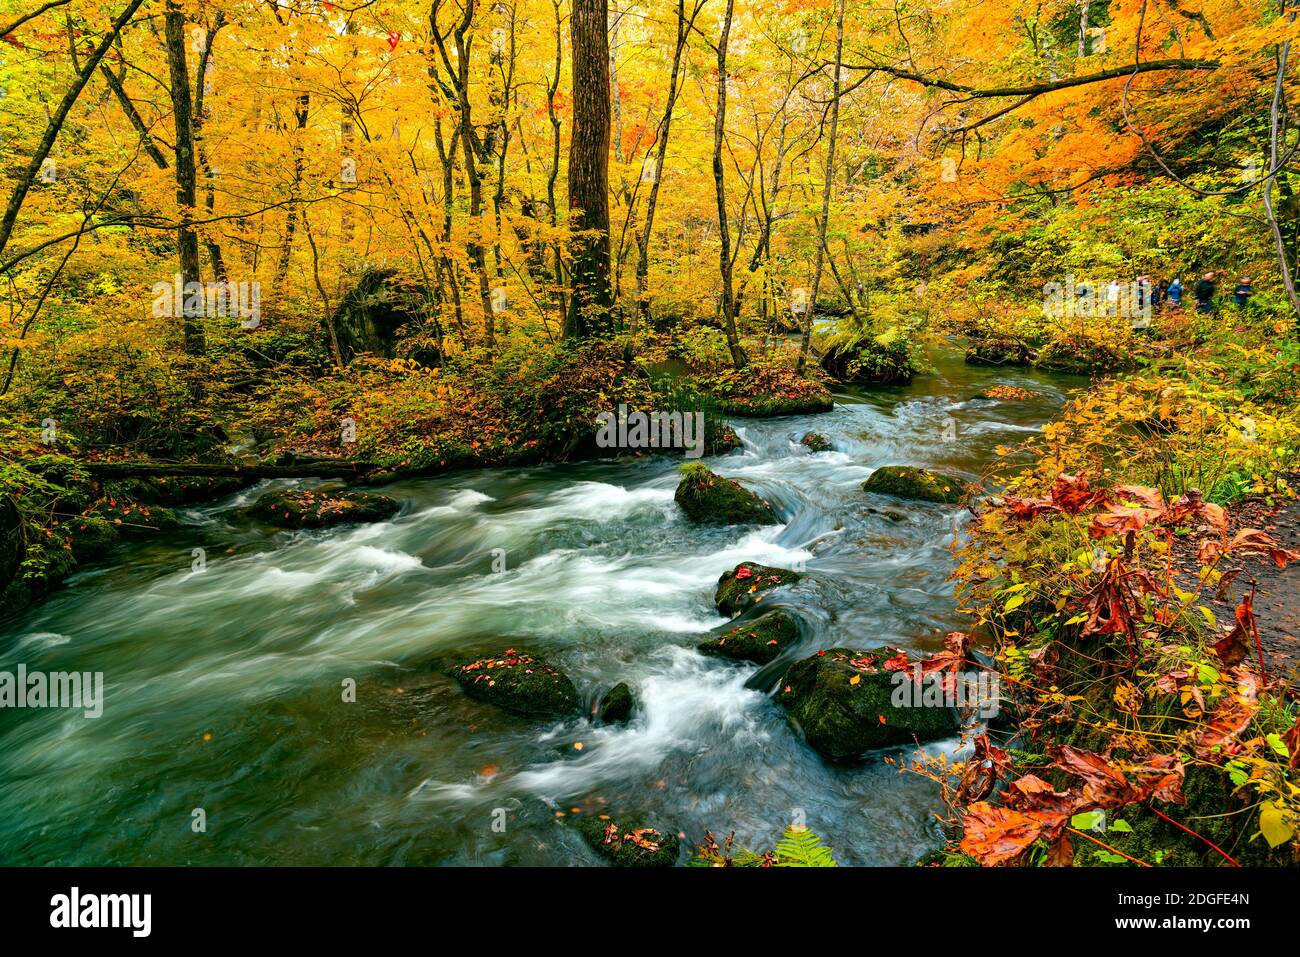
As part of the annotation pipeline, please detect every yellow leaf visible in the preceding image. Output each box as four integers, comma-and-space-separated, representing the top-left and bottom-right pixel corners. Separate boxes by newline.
849, 675, 861, 686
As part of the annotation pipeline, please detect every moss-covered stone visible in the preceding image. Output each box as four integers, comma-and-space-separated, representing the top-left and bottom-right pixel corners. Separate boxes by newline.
801, 432, 833, 453
449, 650, 579, 717
575, 815, 680, 867
965, 338, 1032, 367
862, 465, 968, 504
597, 682, 634, 723
698, 609, 799, 664
104, 476, 247, 507
88, 499, 182, 536
248, 488, 399, 529
777, 647, 960, 760
674, 463, 775, 525
820, 336, 920, 385
714, 562, 801, 616
1034, 335, 1125, 376
706, 424, 743, 455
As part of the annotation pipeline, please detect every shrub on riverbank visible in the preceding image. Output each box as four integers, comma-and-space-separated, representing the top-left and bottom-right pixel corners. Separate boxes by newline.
928, 342, 1300, 866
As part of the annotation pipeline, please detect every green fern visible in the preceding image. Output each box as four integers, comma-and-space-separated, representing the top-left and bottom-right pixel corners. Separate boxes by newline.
773, 825, 838, 867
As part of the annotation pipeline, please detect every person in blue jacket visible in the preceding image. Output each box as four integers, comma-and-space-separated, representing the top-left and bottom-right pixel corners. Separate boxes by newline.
1165, 277, 1183, 307
1232, 277, 1254, 308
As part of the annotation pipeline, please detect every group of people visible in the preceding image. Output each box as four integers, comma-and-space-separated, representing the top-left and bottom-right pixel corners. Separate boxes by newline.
1136, 272, 1254, 314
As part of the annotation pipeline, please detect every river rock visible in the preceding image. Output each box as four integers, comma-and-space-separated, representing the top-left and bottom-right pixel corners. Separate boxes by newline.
450, 650, 579, 717
249, 488, 399, 528
862, 466, 967, 504
801, 432, 832, 453
965, 338, 1032, 367
698, 609, 799, 664
597, 682, 634, 723
715, 562, 801, 616
778, 647, 960, 760
576, 815, 680, 867
674, 464, 775, 525
820, 336, 917, 384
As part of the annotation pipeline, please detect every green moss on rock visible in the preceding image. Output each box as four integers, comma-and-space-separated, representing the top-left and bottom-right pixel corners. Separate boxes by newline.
597, 682, 634, 723
714, 562, 801, 616
674, 463, 776, 525
576, 815, 680, 867
698, 609, 799, 664
862, 465, 968, 504
249, 488, 399, 528
801, 432, 833, 453
965, 338, 1032, 367
1034, 335, 1125, 376
777, 647, 960, 760
450, 650, 579, 717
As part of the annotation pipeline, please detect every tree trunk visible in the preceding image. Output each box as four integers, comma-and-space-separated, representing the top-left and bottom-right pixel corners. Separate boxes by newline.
566, 0, 614, 339
713, 0, 747, 369
164, 0, 205, 356
797, 0, 845, 373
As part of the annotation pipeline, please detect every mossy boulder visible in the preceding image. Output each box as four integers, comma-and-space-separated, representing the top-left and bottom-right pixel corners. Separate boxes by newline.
88, 499, 182, 536
698, 609, 799, 664
597, 682, 634, 723
674, 463, 775, 525
820, 335, 920, 385
705, 424, 743, 455
248, 488, 399, 529
104, 476, 247, 507
575, 815, 680, 867
715, 562, 801, 617
778, 647, 960, 760
1034, 335, 1125, 376
965, 338, 1032, 367
862, 466, 967, 504
450, 650, 579, 717
801, 432, 832, 453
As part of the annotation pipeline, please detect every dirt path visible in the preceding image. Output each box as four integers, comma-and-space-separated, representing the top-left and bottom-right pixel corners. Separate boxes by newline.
1176, 489, 1300, 695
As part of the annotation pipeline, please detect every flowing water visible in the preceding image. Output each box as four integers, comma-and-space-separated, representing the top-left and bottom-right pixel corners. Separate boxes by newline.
0, 347, 1082, 866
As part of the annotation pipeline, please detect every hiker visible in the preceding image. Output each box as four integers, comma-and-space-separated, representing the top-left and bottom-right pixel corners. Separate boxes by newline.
1233, 276, 1254, 308
1165, 277, 1183, 308
1153, 278, 1168, 308
1106, 279, 1123, 315
1194, 272, 1217, 313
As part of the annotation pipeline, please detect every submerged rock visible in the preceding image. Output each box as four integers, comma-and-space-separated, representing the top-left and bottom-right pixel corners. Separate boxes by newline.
597, 682, 635, 723
801, 432, 833, 453
248, 488, 399, 528
450, 650, 579, 717
862, 466, 967, 505
778, 647, 960, 760
715, 562, 801, 617
699, 609, 799, 664
576, 815, 680, 867
674, 463, 776, 525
